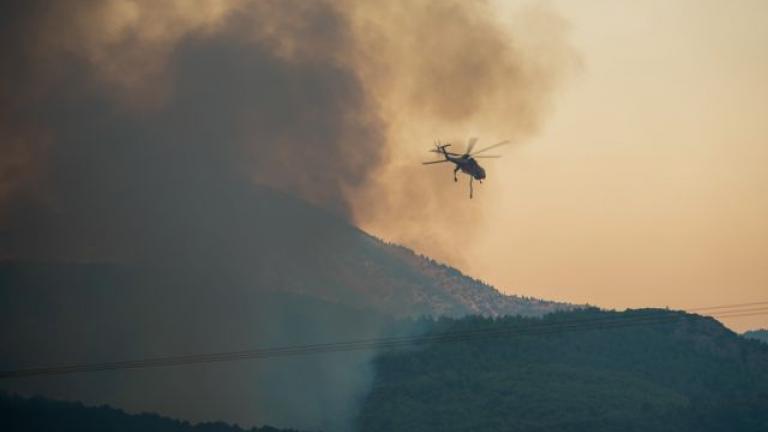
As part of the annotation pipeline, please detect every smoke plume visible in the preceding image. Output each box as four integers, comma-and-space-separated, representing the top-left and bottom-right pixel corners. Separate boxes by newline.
0, 0, 387, 262
0, 0, 576, 430
348, 1, 579, 265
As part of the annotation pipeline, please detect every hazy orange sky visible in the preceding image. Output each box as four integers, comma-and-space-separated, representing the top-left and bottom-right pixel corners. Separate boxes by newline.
361, 0, 768, 331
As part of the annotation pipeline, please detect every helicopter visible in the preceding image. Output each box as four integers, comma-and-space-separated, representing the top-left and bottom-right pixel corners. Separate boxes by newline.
422, 137, 510, 198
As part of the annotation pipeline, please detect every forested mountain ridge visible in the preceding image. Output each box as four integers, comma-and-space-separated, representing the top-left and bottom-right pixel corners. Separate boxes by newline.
358, 308, 768, 431
0, 187, 569, 429
229, 186, 572, 318
0, 186, 567, 320
743, 329, 768, 344
380, 243, 571, 317
0, 393, 300, 432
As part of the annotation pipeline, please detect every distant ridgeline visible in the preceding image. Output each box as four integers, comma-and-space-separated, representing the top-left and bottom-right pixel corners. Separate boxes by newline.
743, 329, 768, 344
375, 242, 573, 317
0, 393, 301, 432
357, 308, 768, 432
0, 185, 571, 321
3, 309, 767, 431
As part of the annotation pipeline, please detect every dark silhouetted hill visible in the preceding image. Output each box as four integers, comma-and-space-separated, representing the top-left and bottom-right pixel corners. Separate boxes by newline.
743, 329, 768, 344
222, 186, 571, 318
358, 309, 768, 431
0, 187, 568, 430
0, 186, 566, 319
0, 393, 299, 432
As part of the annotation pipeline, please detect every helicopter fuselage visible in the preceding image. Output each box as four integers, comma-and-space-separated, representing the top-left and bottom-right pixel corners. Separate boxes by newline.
445, 155, 486, 180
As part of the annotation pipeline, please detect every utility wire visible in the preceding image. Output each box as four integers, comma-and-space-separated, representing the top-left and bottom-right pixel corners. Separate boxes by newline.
1, 302, 766, 379
2, 306, 766, 378
3, 306, 766, 377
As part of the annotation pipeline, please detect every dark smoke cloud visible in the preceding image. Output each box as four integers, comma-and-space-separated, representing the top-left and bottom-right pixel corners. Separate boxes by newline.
0, 0, 384, 262
0, 1, 575, 430
1, 2, 388, 430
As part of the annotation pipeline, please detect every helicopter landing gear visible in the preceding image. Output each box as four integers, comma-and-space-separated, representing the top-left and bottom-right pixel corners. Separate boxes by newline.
453, 166, 459, 182
469, 177, 474, 199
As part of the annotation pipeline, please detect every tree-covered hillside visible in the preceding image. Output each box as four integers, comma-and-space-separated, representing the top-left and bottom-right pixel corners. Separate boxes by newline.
0, 183, 567, 430
0, 393, 300, 432
743, 329, 768, 344
358, 309, 768, 431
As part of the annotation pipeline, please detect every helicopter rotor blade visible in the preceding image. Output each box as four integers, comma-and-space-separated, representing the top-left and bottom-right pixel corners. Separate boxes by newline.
469, 140, 510, 156
465, 137, 478, 155
422, 160, 450, 165
430, 150, 462, 156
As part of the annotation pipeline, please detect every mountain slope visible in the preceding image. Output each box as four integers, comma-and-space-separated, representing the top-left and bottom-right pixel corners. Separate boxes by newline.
221, 186, 569, 317
0, 187, 567, 430
0, 393, 300, 432
0, 186, 566, 320
374, 243, 569, 317
358, 309, 768, 431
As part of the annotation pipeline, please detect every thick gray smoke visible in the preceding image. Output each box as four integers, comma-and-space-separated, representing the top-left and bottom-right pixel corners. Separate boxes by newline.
0, 1, 384, 262
0, 2, 387, 430
0, 1, 575, 430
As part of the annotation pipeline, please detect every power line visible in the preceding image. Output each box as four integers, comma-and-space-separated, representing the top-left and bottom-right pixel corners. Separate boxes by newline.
682, 300, 768, 311
2, 305, 766, 378
1, 302, 766, 379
